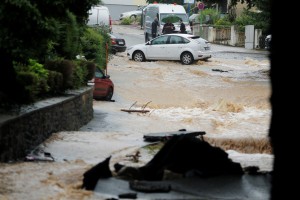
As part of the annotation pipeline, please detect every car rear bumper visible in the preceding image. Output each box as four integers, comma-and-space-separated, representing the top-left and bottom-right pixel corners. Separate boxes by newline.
198, 54, 211, 60
112, 46, 127, 53
195, 51, 212, 60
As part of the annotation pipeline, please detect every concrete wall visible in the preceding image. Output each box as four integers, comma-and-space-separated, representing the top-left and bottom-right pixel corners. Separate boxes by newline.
0, 87, 94, 162
192, 24, 265, 49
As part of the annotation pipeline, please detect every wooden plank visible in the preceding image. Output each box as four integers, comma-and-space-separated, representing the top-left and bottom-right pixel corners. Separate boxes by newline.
121, 109, 150, 113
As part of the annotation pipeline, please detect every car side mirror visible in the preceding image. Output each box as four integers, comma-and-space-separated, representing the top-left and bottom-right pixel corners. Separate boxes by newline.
105, 75, 110, 79
146, 41, 151, 45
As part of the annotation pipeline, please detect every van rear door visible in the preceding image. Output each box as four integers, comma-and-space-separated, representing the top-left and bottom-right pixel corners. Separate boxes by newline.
87, 6, 111, 32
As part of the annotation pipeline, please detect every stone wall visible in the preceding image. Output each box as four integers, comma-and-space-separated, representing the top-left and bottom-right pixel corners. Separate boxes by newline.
0, 87, 94, 162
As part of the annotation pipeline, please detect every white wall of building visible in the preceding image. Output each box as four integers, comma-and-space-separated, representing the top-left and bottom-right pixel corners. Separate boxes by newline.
102, 0, 147, 6
102, 0, 147, 20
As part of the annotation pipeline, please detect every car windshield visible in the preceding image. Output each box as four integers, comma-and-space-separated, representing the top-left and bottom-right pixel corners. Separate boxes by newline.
160, 13, 188, 25
95, 68, 105, 78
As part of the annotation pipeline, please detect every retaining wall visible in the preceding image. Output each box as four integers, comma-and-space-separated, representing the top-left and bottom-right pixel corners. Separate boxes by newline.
0, 87, 94, 162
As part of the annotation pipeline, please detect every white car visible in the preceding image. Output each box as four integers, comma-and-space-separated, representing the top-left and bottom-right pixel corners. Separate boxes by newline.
119, 6, 145, 20
127, 33, 212, 65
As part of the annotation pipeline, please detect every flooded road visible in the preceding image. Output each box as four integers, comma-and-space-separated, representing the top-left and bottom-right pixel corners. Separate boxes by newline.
0, 25, 273, 200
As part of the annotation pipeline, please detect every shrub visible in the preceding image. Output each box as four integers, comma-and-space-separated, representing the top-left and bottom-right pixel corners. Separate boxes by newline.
198, 8, 221, 25
44, 58, 91, 91
44, 59, 75, 90
72, 60, 89, 88
15, 71, 39, 103
215, 17, 232, 27
76, 60, 96, 81
120, 17, 132, 25
47, 71, 64, 95
13, 59, 50, 102
81, 27, 111, 68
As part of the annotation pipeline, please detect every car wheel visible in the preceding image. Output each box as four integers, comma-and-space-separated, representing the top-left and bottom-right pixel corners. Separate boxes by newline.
105, 87, 113, 101
181, 52, 194, 65
133, 51, 145, 62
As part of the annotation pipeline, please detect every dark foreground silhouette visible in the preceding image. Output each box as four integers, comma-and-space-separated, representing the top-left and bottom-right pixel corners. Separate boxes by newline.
82, 135, 245, 191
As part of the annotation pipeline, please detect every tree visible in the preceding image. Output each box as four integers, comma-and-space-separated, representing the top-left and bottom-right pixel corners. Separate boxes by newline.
0, 0, 100, 104
230, 0, 271, 34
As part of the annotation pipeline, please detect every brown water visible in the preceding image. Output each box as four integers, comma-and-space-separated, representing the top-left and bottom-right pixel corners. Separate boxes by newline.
0, 33, 272, 200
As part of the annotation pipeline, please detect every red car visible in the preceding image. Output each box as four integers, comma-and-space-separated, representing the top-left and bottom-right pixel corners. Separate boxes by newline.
88, 68, 114, 101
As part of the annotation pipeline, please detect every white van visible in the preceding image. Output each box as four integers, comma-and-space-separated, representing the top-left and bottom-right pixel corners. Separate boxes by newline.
142, 3, 191, 42
87, 5, 112, 32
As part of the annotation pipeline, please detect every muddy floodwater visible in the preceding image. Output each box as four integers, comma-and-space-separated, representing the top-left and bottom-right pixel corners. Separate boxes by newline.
0, 26, 273, 200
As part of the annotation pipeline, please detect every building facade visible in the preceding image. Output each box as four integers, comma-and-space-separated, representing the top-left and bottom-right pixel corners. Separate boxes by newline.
102, 0, 147, 20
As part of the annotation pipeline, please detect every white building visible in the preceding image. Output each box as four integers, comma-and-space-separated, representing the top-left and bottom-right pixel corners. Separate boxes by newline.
102, 0, 147, 20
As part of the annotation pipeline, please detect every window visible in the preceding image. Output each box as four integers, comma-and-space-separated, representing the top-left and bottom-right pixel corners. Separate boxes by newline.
95, 69, 105, 78
152, 36, 168, 45
169, 36, 183, 44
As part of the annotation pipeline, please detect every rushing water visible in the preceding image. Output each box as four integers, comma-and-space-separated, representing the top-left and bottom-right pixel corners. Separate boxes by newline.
0, 27, 273, 200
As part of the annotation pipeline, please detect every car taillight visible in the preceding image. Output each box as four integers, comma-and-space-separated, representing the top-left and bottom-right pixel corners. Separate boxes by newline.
111, 38, 117, 45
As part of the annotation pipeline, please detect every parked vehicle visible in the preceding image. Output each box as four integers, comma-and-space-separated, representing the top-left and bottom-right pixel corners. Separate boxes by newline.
119, 6, 145, 20
127, 33, 211, 65
189, 14, 200, 24
142, 3, 191, 42
88, 68, 114, 101
108, 33, 126, 54
87, 5, 112, 32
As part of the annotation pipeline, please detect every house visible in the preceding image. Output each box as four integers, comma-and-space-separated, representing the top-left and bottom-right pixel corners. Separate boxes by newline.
102, 0, 147, 20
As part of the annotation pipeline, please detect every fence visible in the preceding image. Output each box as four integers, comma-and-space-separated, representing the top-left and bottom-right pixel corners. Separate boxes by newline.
192, 23, 266, 49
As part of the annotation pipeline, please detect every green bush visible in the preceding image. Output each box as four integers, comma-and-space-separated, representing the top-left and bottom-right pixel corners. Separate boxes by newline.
198, 8, 221, 25
76, 60, 96, 81
44, 59, 74, 90
120, 17, 132, 25
44, 58, 91, 91
47, 70, 64, 95
215, 17, 232, 27
72, 60, 89, 88
81, 27, 111, 69
14, 59, 50, 102
15, 71, 39, 103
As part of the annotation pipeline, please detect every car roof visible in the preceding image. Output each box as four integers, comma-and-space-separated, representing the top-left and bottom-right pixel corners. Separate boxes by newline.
149, 34, 207, 43
159, 33, 197, 38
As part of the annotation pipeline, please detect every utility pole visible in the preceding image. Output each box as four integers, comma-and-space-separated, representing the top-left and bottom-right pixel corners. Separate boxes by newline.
184, 0, 195, 17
